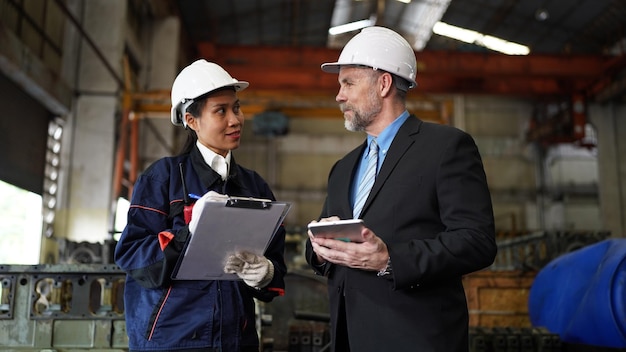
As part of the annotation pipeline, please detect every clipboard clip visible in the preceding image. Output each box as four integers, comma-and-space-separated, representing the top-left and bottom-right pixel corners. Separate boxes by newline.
225, 197, 272, 209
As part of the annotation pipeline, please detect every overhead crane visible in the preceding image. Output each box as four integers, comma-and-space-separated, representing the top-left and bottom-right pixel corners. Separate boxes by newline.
112, 44, 625, 214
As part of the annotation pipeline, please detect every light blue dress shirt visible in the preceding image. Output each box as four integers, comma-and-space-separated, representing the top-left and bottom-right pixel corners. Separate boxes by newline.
350, 111, 410, 210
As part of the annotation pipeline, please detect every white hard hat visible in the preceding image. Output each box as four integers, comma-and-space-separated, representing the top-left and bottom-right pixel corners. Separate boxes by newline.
321, 26, 417, 90
170, 59, 249, 126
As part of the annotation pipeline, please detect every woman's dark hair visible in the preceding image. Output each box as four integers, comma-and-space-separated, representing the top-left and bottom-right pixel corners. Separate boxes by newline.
178, 97, 207, 155
179, 127, 198, 156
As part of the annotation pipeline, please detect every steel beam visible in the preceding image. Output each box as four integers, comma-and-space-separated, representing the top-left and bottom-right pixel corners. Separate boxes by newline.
197, 43, 624, 99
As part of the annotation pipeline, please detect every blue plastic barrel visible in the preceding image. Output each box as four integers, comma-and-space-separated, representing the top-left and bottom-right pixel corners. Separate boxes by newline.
528, 238, 626, 348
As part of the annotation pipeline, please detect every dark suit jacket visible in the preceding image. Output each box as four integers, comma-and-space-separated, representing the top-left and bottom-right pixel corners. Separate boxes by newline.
306, 115, 497, 352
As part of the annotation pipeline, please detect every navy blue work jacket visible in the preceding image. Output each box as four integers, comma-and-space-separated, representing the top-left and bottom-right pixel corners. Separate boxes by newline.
115, 146, 286, 352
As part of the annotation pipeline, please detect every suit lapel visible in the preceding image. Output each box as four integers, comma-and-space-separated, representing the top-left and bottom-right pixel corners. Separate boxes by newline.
360, 116, 423, 216
335, 142, 367, 217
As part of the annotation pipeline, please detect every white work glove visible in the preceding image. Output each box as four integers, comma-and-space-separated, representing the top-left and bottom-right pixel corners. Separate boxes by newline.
188, 191, 228, 235
223, 251, 275, 289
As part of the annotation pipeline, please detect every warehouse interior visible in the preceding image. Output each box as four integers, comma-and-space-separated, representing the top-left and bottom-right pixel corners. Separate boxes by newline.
0, 0, 625, 351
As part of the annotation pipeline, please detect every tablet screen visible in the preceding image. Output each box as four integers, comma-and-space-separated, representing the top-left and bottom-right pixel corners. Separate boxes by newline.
308, 219, 365, 242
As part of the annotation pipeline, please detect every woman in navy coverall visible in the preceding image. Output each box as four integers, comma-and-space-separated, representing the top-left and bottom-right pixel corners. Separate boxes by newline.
114, 60, 286, 352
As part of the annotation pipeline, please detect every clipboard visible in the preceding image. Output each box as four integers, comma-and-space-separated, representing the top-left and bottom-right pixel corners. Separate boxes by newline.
171, 196, 291, 280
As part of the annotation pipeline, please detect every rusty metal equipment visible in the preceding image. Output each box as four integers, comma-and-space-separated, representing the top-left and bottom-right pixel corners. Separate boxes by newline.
469, 327, 562, 352
260, 270, 330, 352
491, 230, 609, 271
0, 264, 127, 351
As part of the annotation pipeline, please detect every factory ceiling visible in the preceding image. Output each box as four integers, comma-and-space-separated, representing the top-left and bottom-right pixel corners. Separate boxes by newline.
171, 0, 625, 55
154, 0, 626, 102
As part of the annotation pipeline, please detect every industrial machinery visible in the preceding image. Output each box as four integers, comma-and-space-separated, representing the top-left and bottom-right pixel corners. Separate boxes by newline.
1, 232, 622, 351
0, 264, 127, 351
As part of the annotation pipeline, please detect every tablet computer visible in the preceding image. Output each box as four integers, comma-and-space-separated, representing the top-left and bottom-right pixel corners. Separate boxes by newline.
308, 219, 365, 242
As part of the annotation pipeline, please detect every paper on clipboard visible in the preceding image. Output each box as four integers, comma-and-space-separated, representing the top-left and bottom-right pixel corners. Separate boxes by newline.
172, 195, 291, 280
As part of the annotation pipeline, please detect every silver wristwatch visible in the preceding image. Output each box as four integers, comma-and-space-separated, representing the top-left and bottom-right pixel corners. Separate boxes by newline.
377, 257, 392, 277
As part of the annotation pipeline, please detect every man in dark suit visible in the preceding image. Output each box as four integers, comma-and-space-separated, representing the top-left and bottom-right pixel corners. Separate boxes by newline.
305, 26, 497, 352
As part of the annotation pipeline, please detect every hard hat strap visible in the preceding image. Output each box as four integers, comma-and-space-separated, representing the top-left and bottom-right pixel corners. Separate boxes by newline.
180, 99, 195, 127
394, 76, 410, 92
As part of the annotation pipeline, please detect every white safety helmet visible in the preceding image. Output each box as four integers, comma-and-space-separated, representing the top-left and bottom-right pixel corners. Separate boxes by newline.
170, 59, 249, 126
321, 26, 417, 90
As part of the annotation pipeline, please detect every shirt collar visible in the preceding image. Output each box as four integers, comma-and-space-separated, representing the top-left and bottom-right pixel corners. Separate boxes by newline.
196, 140, 231, 179
366, 110, 410, 157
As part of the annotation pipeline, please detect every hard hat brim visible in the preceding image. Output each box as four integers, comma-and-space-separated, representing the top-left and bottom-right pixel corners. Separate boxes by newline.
223, 81, 250, 92
320, 62, 417, 89
170, 81, 249, 126
320, 62, 342, 73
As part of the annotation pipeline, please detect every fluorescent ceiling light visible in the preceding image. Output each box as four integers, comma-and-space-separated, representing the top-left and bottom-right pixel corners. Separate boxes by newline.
478, 35, 530, 55
329, 17, 376, 35
433, 21, 530, 55
327, 0, 448, 49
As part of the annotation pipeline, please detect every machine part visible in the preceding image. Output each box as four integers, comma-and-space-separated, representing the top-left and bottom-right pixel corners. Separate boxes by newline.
492, 230, 609, 271
0, 264, 127, 351
260, 269, 330, 351
529, 239, 626, 348
0, 275, 15, 319
468, 327, 563, 352
59, 239, 103, 264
